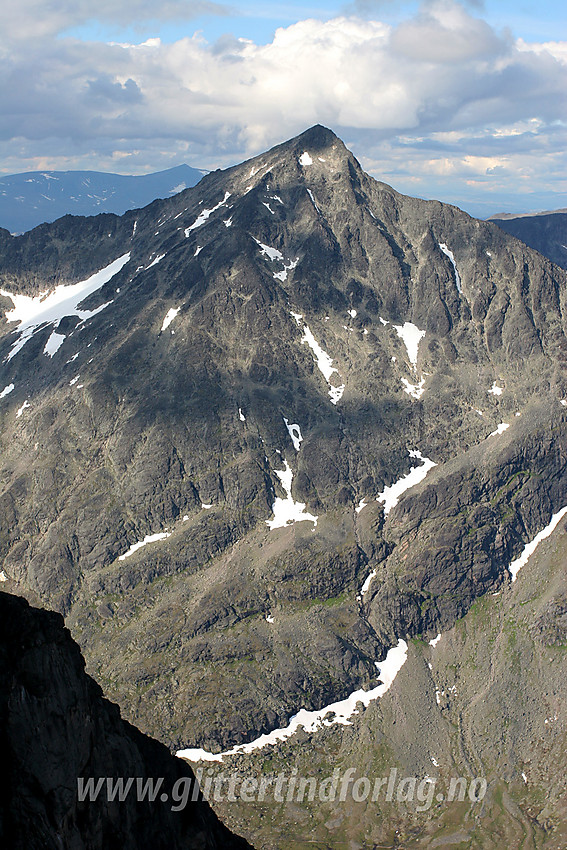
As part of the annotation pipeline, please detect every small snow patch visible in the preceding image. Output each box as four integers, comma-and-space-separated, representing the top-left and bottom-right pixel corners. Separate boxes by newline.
119, 532, 171, 561
306, 188, 320, 212
44, 331, 66, 357
283, 417, 303, 451
488, 423, 509, 437
348, 309, 357, 318
439, 243, 462, 293
1, 253, 129, 361
16, 400, 30, 417
161, 307, 180, 333
265, 614, 275, 624
488, 382, 503, 396
266, 459, 318, 530
254, 239, 283, 262
508, 506, 567, 582
202, 503, 213, 510
184, 192, 230, 234
429, 634, 441, 647
0, 383, 14, 398
239, 408, 246, 421
361, 569, 376, 595
146, 253, 165, 269
401, 376, 426, 399
355, 498, 367, 514
176, 640, 407, 762
299, 152, 313, 166
393, 322, 426, 368
291, 312, 344, 404
273, 258, 299, 282
0, 571, 7, 582
377, 450, 436, 516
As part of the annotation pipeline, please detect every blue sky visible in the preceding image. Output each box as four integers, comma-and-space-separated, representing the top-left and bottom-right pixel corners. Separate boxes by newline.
1, 0, 566, 217
65, 1, 566, 46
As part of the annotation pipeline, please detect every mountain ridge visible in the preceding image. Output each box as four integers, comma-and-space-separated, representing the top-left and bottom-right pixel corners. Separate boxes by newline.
0, 164, 207, 234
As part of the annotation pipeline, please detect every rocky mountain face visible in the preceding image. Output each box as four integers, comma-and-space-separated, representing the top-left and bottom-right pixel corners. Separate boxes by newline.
0, 591, 250, 850
0, 125, 566, 846
0, 165, 206, 234
203, 515, 567, 849
490, 211, 567, 270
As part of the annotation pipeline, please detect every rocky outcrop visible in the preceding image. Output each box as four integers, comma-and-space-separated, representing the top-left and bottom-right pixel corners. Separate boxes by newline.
0, 591, 251, 850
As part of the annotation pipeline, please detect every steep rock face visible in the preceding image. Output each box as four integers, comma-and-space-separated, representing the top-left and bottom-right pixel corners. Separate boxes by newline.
0, 125, 566, 750
0, 591, 250, 850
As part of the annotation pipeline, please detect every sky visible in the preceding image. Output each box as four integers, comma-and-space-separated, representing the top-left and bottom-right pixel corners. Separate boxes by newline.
1, 0, 566, 217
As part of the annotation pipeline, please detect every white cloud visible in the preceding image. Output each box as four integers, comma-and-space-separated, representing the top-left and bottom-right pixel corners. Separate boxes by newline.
0, 1, 565, 215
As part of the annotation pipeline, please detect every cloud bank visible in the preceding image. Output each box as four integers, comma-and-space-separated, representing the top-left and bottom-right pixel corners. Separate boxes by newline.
1, 0, 566, 215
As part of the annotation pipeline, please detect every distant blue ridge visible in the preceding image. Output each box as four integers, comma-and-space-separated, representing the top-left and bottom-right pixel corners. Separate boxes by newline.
0, 164, 207, 233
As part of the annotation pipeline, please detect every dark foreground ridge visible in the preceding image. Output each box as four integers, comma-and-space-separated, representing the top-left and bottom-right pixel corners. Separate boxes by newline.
0, 591, 251, 850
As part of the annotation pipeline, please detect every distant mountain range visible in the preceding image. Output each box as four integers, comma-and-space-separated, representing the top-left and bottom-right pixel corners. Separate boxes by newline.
490, 209, 567, 269
0, 164, 207, 234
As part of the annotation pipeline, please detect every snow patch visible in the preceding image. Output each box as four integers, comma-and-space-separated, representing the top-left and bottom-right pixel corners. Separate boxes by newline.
266, 459, 318, 530
265, 614, 275, 624
118, 532, 171, 561
377, 450, 437, 516
283, 417, 303, 451
429, 634, 441, 647
184, 192, 230, 234
401, 377, 426, 399
361, 569, 376, 595
254, 239, 283, 262
348, 309, 357, 318
177, 639, 407, 762
273, 258, 299, 282
146, 253, 165, 269
161, 307, 180, 333
306, 188, 320, 212
0, 253, 129, 361
16, 400, 30, 417
299, 151, 313, 166
393, 322, 426, 368
291, 312, 344, 404
488, 382, 503, 396
439, 243, 462, 293
508, 506, 567, 582
43, 331, 66, 357
0, 383, 15, 398
355, 498, 367, 514
239, 408, 246, 422
488, 423, 509, 437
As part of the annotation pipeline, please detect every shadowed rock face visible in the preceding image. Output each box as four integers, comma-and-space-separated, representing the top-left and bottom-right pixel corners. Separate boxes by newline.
490, 212, 567, 270
0, 125, 566, 754
0, 591, 251, 850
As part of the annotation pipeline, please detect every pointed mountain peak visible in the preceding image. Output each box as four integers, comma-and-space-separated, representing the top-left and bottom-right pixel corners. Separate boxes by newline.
293, 124, 342, 152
